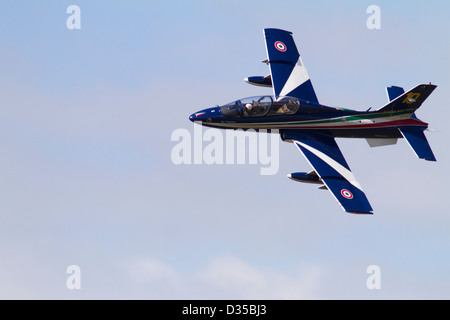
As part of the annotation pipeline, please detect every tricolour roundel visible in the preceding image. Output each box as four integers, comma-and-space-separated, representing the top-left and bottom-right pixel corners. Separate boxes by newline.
274, 41, 287, 52
341, 189, 353, 199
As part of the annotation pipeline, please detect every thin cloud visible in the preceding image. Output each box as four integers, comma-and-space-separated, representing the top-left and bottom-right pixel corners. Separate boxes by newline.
121, 255, 324, 299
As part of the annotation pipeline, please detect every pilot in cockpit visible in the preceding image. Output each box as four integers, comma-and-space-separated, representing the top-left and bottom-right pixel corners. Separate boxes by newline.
276, 104, 289, 114
246, 100, 263, 114
243, 98, 269, 116
244, 103, 253, 116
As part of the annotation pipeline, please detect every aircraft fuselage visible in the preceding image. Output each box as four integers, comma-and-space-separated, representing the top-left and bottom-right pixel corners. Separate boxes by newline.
189, 96, 427, 139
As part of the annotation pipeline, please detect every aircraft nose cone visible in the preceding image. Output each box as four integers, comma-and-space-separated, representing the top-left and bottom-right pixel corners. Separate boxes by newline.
189, 111, 208, 122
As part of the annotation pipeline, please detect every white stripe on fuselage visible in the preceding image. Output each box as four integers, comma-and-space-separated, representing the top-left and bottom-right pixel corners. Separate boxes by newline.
211, 113, 410, 130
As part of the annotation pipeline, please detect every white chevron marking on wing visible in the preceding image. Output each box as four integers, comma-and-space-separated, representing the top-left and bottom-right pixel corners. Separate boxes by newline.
295, 140, 363, 191
279, 56, 310, 98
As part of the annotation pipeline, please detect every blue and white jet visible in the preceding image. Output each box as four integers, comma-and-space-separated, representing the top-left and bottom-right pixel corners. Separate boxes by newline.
189, 28, 437, 214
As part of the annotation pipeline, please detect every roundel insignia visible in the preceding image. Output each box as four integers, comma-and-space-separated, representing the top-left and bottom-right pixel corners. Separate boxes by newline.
274, 41, 287, 52
341, 189, 353, 199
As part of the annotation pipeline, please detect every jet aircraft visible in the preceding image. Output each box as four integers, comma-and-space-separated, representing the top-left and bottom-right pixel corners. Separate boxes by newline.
189, 28, 437, 214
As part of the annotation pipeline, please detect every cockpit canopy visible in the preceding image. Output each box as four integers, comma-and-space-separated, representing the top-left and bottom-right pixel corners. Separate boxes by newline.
220, 95, 300, 118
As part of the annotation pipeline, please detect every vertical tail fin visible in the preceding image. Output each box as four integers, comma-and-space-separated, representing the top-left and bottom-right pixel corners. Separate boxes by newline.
377, 83, 436, 114
382, 84, 437, 161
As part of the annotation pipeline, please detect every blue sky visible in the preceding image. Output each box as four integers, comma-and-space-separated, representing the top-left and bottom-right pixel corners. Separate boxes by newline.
0, 1, 449, 299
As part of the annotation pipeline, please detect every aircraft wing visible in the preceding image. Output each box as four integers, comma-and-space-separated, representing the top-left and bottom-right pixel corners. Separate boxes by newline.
283, 130, 373, 214
263, 28, 319, 103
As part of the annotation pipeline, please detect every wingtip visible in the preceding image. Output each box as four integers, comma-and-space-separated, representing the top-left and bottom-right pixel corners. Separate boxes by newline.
347, 211, 374, 215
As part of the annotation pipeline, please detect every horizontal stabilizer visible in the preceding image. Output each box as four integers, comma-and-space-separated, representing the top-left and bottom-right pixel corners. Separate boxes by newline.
399, 127, 436, 161
377, 84, 436, 114
386, 86, 405, 101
